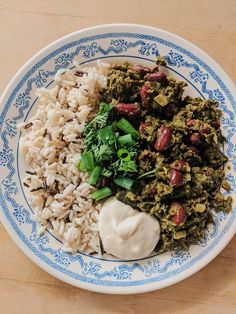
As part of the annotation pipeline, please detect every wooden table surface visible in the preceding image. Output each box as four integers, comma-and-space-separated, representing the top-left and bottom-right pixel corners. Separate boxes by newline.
0, 0, 236, 313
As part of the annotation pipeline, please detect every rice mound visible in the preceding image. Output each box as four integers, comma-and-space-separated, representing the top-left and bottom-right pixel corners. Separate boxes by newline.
18, 61, 110, 253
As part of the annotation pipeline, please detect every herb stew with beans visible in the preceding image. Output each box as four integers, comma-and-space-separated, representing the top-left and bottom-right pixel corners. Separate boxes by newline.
79, 57, 232, 254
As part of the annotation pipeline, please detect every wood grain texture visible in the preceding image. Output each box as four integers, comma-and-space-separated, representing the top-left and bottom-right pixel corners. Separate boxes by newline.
0, 0, 235, 313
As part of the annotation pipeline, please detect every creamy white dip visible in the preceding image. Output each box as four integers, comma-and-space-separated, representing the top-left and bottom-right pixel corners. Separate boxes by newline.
98, 197, 161, 260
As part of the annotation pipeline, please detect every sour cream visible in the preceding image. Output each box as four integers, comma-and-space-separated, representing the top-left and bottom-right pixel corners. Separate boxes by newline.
98, 197, 161, 260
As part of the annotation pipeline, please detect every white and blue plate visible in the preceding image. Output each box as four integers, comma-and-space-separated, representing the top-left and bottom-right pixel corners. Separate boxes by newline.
0, 24, 235, 294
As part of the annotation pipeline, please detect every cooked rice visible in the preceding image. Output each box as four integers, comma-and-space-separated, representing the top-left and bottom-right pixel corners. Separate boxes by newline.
18, 60, 110, 253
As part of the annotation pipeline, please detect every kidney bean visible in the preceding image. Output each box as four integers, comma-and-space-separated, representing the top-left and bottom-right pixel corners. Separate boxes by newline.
165, 103, 176, 117
139, 122, 146, 134
170, 202, 185, 225
140, 84, 151, 108
212, 119, 220, 129
170, 169, 183, 187
190, 132, 201, 145
171, 160, 188, 172
145, 72, 167, 82
186, 119, 195, 127
132, 64, 151, 74
154, 127, 172, 152
132, 64, 143, 73
199, 123, 211, 134
146, 186, 157, 196
116, 103, 141, 117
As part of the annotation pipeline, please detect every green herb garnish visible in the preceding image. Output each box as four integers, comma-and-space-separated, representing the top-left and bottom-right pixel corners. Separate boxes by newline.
117, 148, 131, 161
117, 118, 139, 138
80, 152, 95, 173
84, 102, 113, 149
114, 177, 136, 190
88, 166, 102, 185
92, 187, 112, 200
118, 134, 135, 146
98, 126, 116, 146
93, 144, 114, 163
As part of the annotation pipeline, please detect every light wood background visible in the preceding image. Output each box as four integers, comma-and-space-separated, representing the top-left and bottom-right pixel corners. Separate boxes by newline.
0, 1, 235, 313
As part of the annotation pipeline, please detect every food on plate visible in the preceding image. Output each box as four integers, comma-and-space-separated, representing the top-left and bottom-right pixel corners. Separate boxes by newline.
98, 197, 160, 259
18, 57, 232, 258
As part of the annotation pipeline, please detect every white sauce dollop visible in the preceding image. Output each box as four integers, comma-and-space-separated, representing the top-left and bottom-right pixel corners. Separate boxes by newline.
98, 197, 161, 260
